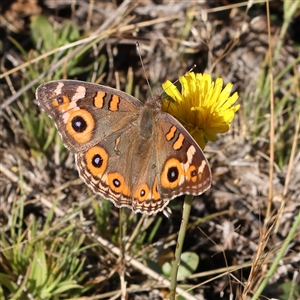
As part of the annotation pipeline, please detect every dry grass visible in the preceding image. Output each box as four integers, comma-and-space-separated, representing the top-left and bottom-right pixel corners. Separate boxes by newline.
1, 0, 299, 299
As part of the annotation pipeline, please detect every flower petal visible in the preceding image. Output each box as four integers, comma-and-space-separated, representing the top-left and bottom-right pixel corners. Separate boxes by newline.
162, 72, 240, 149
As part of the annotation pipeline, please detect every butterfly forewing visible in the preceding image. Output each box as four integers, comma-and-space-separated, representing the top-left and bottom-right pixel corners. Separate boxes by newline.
36, 80, 142, 152
155, 113, 211, 195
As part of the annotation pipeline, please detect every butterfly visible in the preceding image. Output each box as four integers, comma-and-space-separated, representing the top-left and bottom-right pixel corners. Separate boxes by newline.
36, 80, 211, 214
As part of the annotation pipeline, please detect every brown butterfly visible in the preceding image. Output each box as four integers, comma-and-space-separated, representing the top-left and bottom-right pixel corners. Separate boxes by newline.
36, 80, 211, 214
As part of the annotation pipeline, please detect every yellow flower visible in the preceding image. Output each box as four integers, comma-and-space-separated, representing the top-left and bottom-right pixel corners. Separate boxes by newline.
162, 72, 240, 150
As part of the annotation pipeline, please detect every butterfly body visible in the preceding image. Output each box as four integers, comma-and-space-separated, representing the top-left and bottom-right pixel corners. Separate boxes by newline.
36, 80, 211, 214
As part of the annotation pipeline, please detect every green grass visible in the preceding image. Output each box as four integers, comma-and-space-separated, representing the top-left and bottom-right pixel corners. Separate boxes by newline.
0, 189, 92, 299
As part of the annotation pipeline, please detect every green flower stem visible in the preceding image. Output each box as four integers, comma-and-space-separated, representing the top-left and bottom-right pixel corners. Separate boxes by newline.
169, 194, 193, 299
251, 210, 300, 300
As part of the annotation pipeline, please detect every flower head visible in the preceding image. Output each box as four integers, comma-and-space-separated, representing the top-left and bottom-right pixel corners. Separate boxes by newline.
162, 72, 240, 150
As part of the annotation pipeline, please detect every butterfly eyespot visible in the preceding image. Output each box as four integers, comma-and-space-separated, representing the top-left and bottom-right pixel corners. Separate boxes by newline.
107, 173, 131, 196
191, 169, 197, 177
191, 169, 197, 176
66, 110, 94, 143
56, 95, 64, 104
72, 115, 87, 133
113, 178, 121, 187
161, 158, 183, 189
167, 166, 179, 182
52, 95, 70, 108
135, 184, 150, 202
85, 146, 108, 176
92, 154, 103, 168
186, 165, 198, 183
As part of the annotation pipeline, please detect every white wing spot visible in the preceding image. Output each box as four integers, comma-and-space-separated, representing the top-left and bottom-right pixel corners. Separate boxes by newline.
54, 82, 64, 95
72, 85, 86, 102
183, 145, 196, 171
198, 160, 207, 173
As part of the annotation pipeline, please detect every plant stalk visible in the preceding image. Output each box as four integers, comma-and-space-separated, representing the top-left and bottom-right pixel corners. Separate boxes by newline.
169, 194, 193, 299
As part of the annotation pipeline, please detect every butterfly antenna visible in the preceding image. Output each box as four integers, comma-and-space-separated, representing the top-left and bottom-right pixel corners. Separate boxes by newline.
187, 64, 196, 74
136, 41, 153, 96
171, 64, 197, 86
